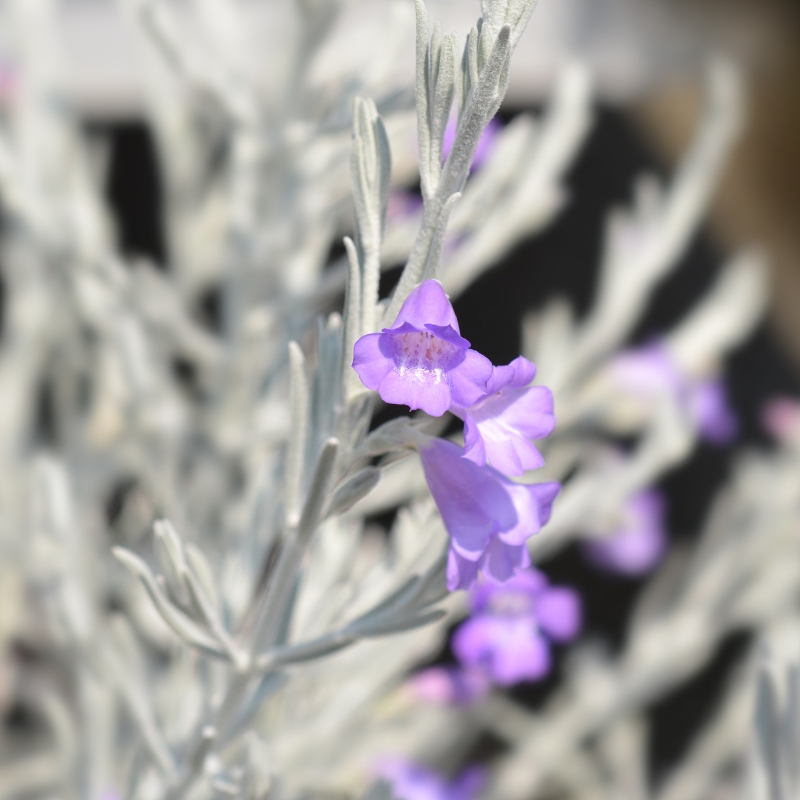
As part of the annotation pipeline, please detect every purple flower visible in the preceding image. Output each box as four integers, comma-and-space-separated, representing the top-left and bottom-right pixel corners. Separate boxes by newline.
612, 343, 738, 445
378, 759, 485, 800
418, 438, 560, 591
453, 356, 555, 477
452, 570, 581, 686
409, 665, 490, 705
353, 280, 492, 417
443, 116, 502, 170
583, 490, 667, 577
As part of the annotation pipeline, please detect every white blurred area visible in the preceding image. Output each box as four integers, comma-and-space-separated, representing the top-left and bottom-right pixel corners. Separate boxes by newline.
0, 0, 781, 118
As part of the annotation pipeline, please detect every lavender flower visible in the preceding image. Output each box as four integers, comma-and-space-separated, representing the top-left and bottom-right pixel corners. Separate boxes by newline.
452, 570, 581, 686
443, 115, 502, 170
453, 356, 555, 476
418, 438, 560, 591
353, 281, 492, 416
378, 759, 485, 800
583, 490, 667, 576
612, 343, 738, 444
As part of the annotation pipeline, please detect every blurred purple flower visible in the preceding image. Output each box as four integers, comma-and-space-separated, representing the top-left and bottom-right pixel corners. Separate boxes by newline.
418, 438, 560, 591
353, 280, 492, 417
612, 343, 738, 445
409, 665, 489, 705
378, 759, 485, 800
452, 570, 581, 686
453, 356, 555, 477
442, 116, 502, 170
583, 490, 667, 577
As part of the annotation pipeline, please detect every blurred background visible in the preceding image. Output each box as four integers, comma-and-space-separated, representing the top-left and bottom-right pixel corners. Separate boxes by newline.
24, 0, 800, 366
3, 0, 800, 788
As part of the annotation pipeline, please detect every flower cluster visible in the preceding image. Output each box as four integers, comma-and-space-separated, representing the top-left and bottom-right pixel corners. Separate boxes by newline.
353, 280, 558, 590
412, 568, 581, 699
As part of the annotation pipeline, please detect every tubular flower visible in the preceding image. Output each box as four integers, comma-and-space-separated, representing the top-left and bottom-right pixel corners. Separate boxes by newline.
418, 438, 560, 591
452, 569, 581, 686
453, 356, 556, 476
352, 280, 492, 417
583, 489, 667, 576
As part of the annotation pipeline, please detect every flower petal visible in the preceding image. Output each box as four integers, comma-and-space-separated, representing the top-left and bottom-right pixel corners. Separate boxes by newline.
424, 323, 470, 349
529, 481, 560, 526
381, 321, 423, 335
479, 536, 529, 583
448, 350, 492, 408
536, 587, 581, 642
497, 481, 560, 546
461, 384, 554, 476
490, 624, 551, 685
352, 332, 394, 390
461, 416, 486, 466
452, 614, 498, 666
486, 356, 536, 395
447, 548, 481, 591
420, 439, 517, 559
378, 369, 452, 416
391, 279, 460, 331
470, 566, 546, 612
